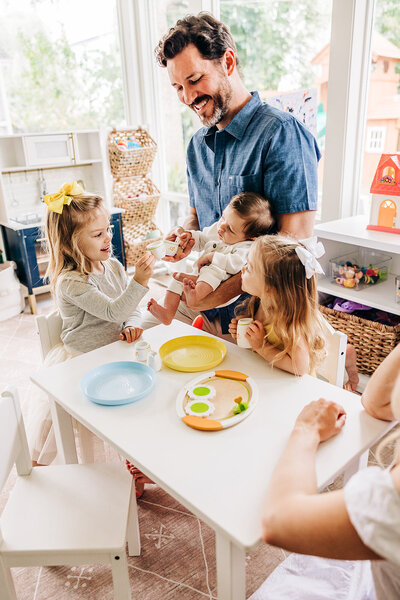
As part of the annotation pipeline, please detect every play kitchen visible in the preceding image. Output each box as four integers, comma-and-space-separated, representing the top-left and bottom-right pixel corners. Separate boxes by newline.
0, 130, 125, 314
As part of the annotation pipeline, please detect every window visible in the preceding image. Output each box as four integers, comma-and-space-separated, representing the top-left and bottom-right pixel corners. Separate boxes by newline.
357, 0, 400, 217
366, 126, 387, 153
219, 0, 333, 215
0, 0, 125, 133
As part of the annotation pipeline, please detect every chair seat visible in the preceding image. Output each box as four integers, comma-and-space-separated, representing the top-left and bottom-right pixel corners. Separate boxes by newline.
1, 463, 132, 556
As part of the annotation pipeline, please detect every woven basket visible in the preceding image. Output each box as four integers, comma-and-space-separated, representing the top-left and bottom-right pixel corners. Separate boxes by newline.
113, 177, 160, 225
108, 128, 157, 178
320, 304, 400, 375
123, 227, 162, 266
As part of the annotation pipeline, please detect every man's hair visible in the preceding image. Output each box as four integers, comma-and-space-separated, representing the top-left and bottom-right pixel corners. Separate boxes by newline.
155, 12, 239, 68
230, 192, 275, 239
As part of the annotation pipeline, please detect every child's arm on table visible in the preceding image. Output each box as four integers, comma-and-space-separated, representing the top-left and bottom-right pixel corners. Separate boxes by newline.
246, 320, 310, 376
262, 398, 381, 559
361, 344, 400, 421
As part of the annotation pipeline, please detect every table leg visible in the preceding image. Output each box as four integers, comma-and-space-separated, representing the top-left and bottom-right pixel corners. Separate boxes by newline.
343, 449, 369, 485
50, 398, 78, 464
126, 481, 141, 557
216, 532, 246, 600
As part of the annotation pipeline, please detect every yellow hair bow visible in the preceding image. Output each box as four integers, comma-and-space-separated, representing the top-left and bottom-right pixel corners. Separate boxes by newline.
44, 181, 84, 214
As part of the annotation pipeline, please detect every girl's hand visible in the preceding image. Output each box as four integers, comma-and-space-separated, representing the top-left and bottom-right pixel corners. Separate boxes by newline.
245, 320, 265, 350
119, 327, 143, 343
134, 252, 155, 287
197, 253, 213, 270
228, 317, 238, 340
294, 398, 346, 443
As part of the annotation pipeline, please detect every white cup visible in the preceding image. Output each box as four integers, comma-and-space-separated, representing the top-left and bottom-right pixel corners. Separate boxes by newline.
136, 340, 151, 362
236, 318, 253, 348
163, 240, 180, 257
147, 240, 165, 259
147, 351, 162, 371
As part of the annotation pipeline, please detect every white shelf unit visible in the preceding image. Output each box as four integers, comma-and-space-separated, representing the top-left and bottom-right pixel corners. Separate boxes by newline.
315, 215, 400, 316
0, 130, 113, 225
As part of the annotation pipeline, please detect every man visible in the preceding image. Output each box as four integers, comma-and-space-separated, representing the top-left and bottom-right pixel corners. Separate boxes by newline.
151, 12, 321, 339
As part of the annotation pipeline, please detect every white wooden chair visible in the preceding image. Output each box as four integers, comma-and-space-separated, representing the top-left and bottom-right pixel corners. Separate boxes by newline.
0, 388, 134, 600
317, 317, 347, 387
35, 310, 94, 462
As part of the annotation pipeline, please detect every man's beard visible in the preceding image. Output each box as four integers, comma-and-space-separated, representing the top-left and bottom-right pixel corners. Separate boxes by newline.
193, 78, 232, 128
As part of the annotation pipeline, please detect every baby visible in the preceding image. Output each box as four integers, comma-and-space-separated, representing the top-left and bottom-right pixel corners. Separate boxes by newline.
147, 192, 275, 325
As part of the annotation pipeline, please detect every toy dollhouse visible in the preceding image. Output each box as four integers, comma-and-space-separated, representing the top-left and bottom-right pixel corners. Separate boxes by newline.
367, 153, 400, 234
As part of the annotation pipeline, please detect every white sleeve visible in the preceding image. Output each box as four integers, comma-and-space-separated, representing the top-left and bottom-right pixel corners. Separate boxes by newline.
212, 245, 250, 275
190, 223, 218, 252
344, 466, 400, 566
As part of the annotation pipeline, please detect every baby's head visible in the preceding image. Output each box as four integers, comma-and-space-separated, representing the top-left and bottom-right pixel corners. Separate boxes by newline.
217, 192, 274, 245
45, 185, 110, 286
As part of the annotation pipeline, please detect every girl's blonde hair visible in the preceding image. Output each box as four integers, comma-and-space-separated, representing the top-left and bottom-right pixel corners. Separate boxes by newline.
237, 235, 326, 374
377, 374, 400, 466
44, 193, 108, 295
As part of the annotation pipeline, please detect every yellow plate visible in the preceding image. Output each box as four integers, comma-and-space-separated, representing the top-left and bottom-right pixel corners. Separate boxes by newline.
159, 335, 227, 372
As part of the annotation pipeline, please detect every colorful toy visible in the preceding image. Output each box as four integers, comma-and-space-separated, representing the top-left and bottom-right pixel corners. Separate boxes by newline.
396, 276, 400, 304
176, 370, 258, 431
367, 154, 400, 234
331, 251, 391, 290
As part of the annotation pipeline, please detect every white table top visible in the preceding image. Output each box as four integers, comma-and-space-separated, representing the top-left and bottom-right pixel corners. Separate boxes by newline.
31, 321, 391, 551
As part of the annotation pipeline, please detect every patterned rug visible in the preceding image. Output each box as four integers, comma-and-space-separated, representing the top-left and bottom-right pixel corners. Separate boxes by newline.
3, 479, 285, 599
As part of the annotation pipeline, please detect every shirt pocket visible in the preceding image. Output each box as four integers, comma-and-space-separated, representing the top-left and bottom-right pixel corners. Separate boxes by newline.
228, 174, 261, 195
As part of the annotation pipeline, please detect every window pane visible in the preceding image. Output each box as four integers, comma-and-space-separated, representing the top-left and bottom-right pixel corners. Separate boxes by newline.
220, 0, 333, 214
0, 0, 125, 133
358, 0, 400, 218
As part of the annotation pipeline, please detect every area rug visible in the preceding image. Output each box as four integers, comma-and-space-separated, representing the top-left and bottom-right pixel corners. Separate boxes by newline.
5, 482, 286, 599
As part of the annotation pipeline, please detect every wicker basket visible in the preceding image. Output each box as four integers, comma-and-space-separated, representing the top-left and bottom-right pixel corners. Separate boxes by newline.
320, 304, 400, 375
123, 227, 162, 266
113, 177, 160, 224
108, 128, 157, 178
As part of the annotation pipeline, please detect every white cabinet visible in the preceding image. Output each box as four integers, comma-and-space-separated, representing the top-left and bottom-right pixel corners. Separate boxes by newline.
0, 130, 112, 225
315, 215, 400, 316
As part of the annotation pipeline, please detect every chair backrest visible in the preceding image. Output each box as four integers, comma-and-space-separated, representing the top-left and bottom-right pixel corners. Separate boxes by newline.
317, 317, 347, 387
0, 388, 31, 495
36, 310, 63, 361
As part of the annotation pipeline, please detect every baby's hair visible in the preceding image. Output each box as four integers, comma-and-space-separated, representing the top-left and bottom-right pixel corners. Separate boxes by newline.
377, 374, 400, 466
230, 192, 275, 239
44, 193, 109, 295
236, 234, 326, 374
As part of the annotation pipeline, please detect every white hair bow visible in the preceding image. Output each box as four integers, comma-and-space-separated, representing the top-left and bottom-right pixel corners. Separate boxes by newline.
295, 236, 325, 279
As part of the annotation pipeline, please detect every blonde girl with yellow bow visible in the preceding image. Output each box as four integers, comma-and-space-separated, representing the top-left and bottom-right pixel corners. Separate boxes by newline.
27, 182, 155, 469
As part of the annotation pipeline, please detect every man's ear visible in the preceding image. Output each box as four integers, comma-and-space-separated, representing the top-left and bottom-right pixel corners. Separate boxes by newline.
223, 48, 236, 76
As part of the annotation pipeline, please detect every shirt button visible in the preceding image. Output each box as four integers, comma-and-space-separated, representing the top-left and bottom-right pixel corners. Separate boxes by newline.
215, 212, 220, 219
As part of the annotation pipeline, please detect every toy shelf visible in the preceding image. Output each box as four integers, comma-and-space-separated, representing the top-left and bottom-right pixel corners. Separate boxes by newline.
315, 215, 400, 316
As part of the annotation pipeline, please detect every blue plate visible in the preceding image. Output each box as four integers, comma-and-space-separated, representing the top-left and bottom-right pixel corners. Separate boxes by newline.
80, 361, 156, 406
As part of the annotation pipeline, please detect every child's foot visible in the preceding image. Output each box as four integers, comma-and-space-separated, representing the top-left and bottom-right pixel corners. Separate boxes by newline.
147, 298, 173, 325
344, 344, 359, 392
125, 460, 154, 498
183, 278, 198, 307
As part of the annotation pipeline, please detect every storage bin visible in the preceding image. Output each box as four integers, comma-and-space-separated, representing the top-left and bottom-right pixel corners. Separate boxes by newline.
108, 128, 157, 178
0, 261, 25, 321
123, 228, 163, 266
329, 247, 391, 290
320, 303, 400, 375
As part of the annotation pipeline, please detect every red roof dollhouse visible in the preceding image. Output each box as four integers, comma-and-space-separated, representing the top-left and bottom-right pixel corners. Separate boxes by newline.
367, 154, 400, 234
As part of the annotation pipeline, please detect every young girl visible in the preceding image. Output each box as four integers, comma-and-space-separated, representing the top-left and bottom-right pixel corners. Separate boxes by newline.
28, 181, 155, 471
259, 344, 400, 600
147, 192, 274, 325
228, 235, 326, 376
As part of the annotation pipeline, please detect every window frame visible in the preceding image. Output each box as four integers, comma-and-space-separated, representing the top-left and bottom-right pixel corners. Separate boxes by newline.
117, 0, 376, 230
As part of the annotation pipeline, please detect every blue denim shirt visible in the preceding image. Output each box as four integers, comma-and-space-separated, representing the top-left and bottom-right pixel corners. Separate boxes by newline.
186, 91, 321, 332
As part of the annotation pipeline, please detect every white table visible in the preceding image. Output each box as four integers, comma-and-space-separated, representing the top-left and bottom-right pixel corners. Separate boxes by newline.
31, 321, 393, 600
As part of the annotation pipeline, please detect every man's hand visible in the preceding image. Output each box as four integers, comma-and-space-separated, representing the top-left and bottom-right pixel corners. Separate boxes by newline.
164, 226, 195, 262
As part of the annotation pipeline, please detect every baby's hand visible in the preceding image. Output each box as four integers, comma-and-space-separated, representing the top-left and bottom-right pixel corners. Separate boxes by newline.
197, 253, 213, 270
120, 327, 143, 343
177, 230, 193, 250
245, 320, 265, 350
134, 252, 155, 287
228, 317, 238, 340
